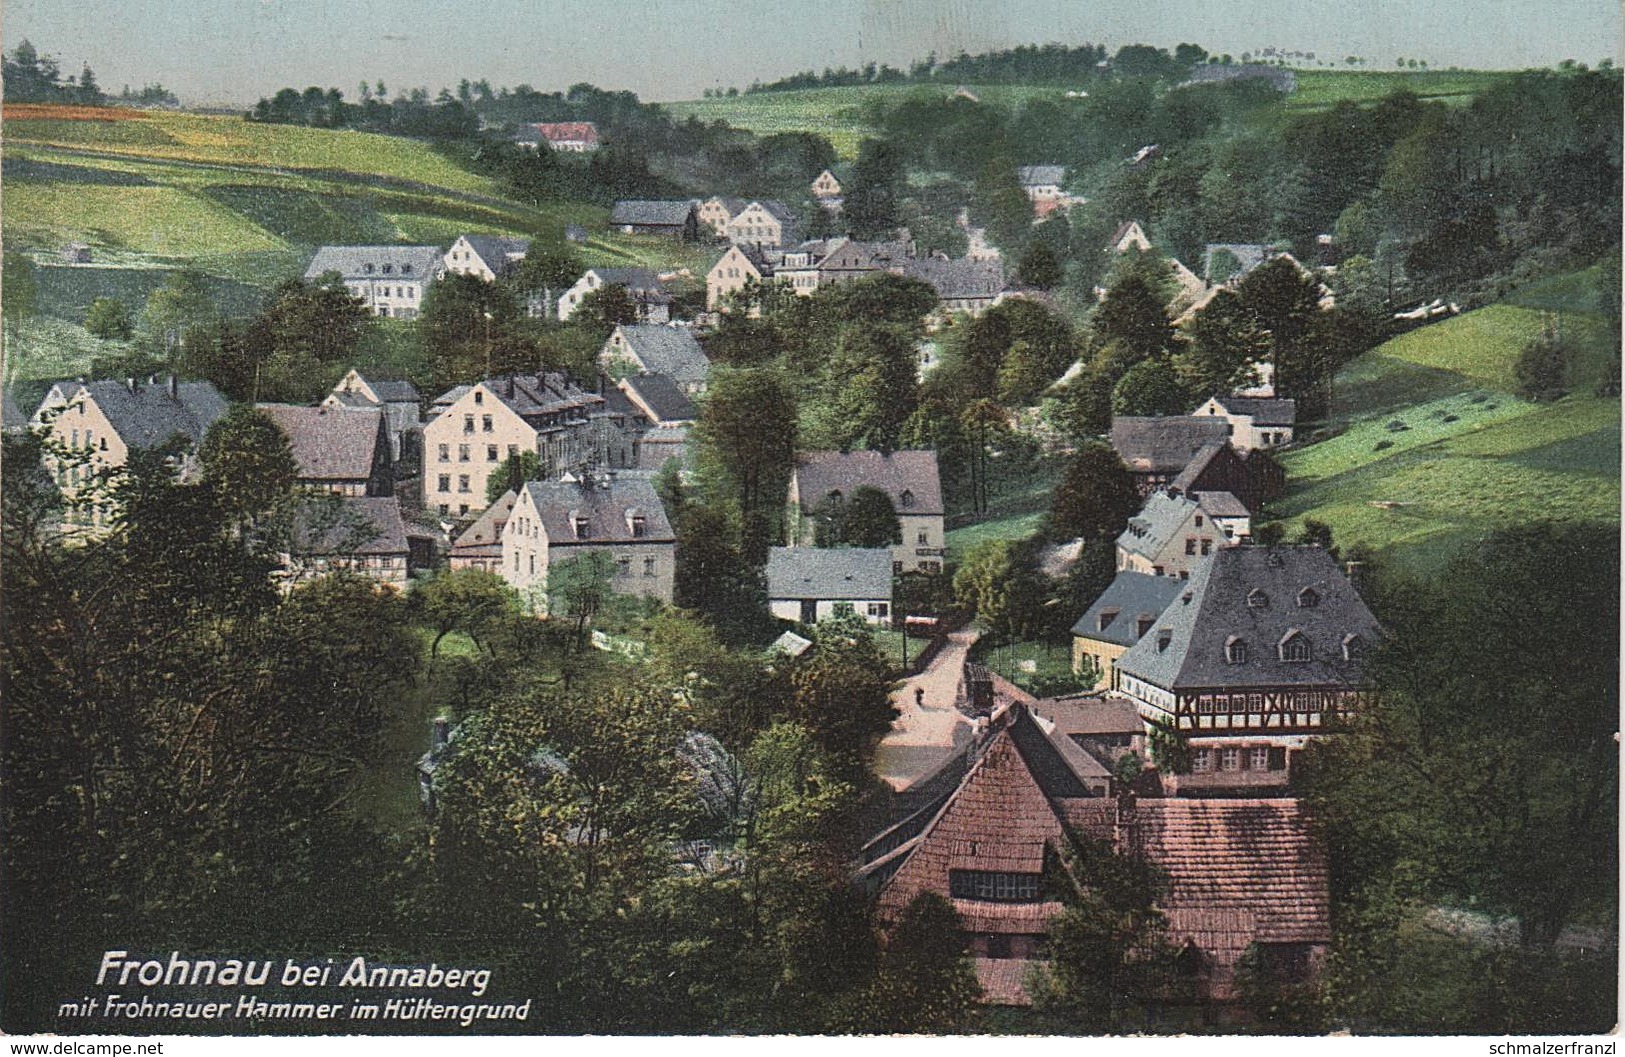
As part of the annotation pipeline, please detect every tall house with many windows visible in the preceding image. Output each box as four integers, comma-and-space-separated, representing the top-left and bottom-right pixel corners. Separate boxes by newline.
304, 245, 444, 319
787, 450, 945, 574
1112, 545, 1379, 780
422, 373, 611, 518
501, 476, 675, 614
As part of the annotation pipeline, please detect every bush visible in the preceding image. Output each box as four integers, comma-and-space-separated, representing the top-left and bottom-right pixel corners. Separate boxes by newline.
1373, 440, 1393, 451
1514, 334, 1571, 401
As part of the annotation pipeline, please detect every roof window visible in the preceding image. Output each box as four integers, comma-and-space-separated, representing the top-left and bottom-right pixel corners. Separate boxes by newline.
1279, 630, 1311, 663
1298, 587, 1320, 608
1225, 636, 1248, 664
1247, 589, 1268, 608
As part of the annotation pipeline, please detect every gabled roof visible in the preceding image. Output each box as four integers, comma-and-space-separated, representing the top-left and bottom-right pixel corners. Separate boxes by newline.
1169, 441, 1232, 495
341, 371, 420, 405
584, 267, 664, 293
792, 450, 943, 516
292, 495, 408, 556
610, 200, 696, 227
1114, 545, 1379, 692
899, 257, 1006, 301
1194, 491, 1249, 519
258, 405, 385, 482
453, 489, 518, 557
1203, 243, 1274, 282
304, 245, 444, 282
1030, 693, 1144, 738
480, 373, 603, 425
1116, 489, 1201, 559
607, 325, 709, 384
704, 195, 750, 215
817, 238, 914, 272
1110, 416, 1232, 475
1071, 570, 1185, 645
527, 121, 598, 145
1017, 164, 1065, 186
618, 373, 696, 424
1108, 220, 1146, 248
57, 378, 227, 450
1206, 395, 1297, 427
519, 476, 675, 545
458, 234, 530, 274
766, 546, 893, 601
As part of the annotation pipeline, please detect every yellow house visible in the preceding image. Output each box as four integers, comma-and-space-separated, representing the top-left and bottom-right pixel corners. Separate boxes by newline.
1070, 570, 1183, 690
706, 245, 774, 311
502, 476, 676, 614
787, 450, 945, 575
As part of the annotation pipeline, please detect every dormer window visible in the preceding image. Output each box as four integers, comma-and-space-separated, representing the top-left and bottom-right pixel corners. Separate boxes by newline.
899, 489, 915, 508
1298, 587, 1320, 608
1097, 608, 1119, 632
382, 263, 394, 274
363, 263, 375, 274
1156, 629, 1172, 652
1225, 636, 1249, 664
628, 513, 646, 538
574, 516, 590, 540
1247, 589, 1268, 608
1135, 616, 1155, 638
1279, 630, 1311, 663
402, 264, 413, 274
1342, 633, 1365, 661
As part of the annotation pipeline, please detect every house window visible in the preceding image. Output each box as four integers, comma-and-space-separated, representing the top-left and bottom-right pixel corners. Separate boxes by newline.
630, 516, 646, 538
487, 445, 499, 462
1185, 538, 1197, 555
1200, 539, 1213, 556
867, 602, 889, 619
1135, 616, 1155, 638
948, 870, 1042, 903
474, 390, 483, 404
617, 557, 631, 577
508, 445, 518, 458
1220, 748, 1242, 772
459, 445, 470, 462
382, 264, 394, 274
1247, 589, 1268, 608
1280, 631, 1312, 663
464, 415, 475, 434
482, 414, 493, 433
1225, 637, 1248, 664
574, 517, 590, 540
985, 934, 1013, 960
899, 489, 915, 508
459, 503, 469, 515
1194, 515, 1203, 527
438, 443, 450, 462
457, 475, 470, 493
1249, 747, 1270, 771
439, 503, 449, 514
1343, 634, 1365, 661
643, 556, 657, 578
438, 474, 451, 492
1298, 587, 1320, 608
917, 531, 928, 545
1191, 748, 1214, 773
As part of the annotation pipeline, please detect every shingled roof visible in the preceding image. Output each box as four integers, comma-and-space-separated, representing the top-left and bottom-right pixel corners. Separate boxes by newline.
54, 378, 227, 450
766, 546, 893, 602
452, 489, 518, 561
1110, 416, 1232, 475
1114, 545, 1379, 692
900, 257, 1006, 301
520, 476, 675, 545
1208, 395, 1297, 427
610, 200, 695, 228
792, 450, 943, 516
585, 267, 666, 295
1117, 490, 1203, 560
618, 373, 696, 424
606, 325, 709, 386
458, 234, 530, 276
258, 404, 384, 482
304, 245, 444, 282
1072, 570, 1184, 646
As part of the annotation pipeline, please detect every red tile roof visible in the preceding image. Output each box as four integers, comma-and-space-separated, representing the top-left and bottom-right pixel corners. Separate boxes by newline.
533, 121, 598, 145
974, 958, 1036, 1006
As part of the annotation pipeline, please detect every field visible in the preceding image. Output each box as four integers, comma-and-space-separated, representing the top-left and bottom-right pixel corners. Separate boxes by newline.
665, 69, 1512, 156
2, 106, 714, 382
1273, 290, 1620, 575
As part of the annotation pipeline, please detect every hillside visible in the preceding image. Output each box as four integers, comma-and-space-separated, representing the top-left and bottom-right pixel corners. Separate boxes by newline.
665, 68, 1512, 157
2, 105, 714, 381
1271, 287, 1620, 574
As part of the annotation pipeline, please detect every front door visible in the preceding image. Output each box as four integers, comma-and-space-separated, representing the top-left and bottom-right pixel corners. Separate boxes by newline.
800, 600, 817, 624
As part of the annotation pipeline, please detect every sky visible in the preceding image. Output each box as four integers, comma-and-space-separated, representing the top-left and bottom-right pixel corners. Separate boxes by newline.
5, 0, 1621, 108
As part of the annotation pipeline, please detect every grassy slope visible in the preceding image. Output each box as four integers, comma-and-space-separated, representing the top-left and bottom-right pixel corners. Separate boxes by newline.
1274, 294, 1620, 575
3, 108, 716, 381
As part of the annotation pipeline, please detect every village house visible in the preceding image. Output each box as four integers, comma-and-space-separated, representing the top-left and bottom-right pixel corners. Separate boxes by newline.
787, 450, 945, 574
1107, 220, 1153, 255
725, 200, 800, 248
706, 243, 776, 311
1109, 415, 1233, 494
1071, 571, 1185, 691
321, 370, 422, 462
1116, 488, 1249, 580
810, 167, 845, 205
598, 324, 710, 394
32, 376, 228, 533
257, 404, 393, 497
422, 372, 611, 518
766, 546, 895, 626
1191, 395, 1297, 451
283, 494, 414, 589
617, 373, 695, 427
1016, 164, 1069, 218
557, 267, 672, 323
609, 200, 699, 240
1029, 692, 1148, 781
513, 121, 600, 151
899, 256, 1007, 319
501, 475, 675, 614
817, 238, 914, 285
1112, 545, 1379, 776
443, 234, 530, 281
697, 196, 749, 237
450, 489, 518, 572
304, 245, 443, 319
1171, 441, 1284, 515
859, 701, 1330, 1010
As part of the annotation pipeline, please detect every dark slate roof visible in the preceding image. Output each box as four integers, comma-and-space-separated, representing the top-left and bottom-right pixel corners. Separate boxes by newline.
293, 495, 408, 556
620, 373, 696, 424
766, 546, 893, 601
475, 373, 604, 426
1169, 441, 1230, 494
1110, 416, 1232, 475
521, 476, 675, 544
1210, 395, 1297, 426
67, 378, 227, 449
3, 388, 29, 432
817, 238, 914, 272
610, 200, 695, 227
1117, 490, 1201, 559
359, 375, 420, 404
1007, 704, 1102, 795
304, 245, 444, 282
453, 489, 517, 557
737, 200, 798, 226
586, 267, 664, 293
793, 450, 943, 516
1017, 164, 1065, 186
1195, 490, 1249, 518
899, 257, 1006, 301
708, 195, 749, 216
1072, 570, 1185, 645
1114, 545, 1379, 692
258, 404, 384, 482
459, 234, 530, 274
1203, 243, 1274, 281
610, 325, 709, 385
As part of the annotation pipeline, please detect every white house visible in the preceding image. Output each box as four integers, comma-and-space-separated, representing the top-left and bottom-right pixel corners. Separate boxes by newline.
501, 476, 676, 614
557, 267, 671, 324
443, 234, 530, 281
1191, 395, 1297, 451
766, 547, 894, 625
304, 245, 444, 319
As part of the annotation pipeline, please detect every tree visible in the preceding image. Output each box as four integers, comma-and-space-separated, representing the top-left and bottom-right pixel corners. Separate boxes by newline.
1174, 287, 1271, 399
693, 367, 797, 556
410, 567, 521, 663
487, 450, 543, 505
1093, 270, 1173, 361
844, 138, 905, 238
842, 893, 984, 1033
196, 404, 298, 520
787, 615, 897, 769
248, 275, 372, 402
3, 252, 39, 343
1049, 443, 1141, 543
812, 485, 901, 548
419, 271, 530, 387
1111, 355, 1192, 416
141, 269, 218, 363
573, 283, 641, 331
84, 297, 134, 341
1514, 331, 1571, 401
545, 551, 616, 646
1018, 242, 1064, 290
